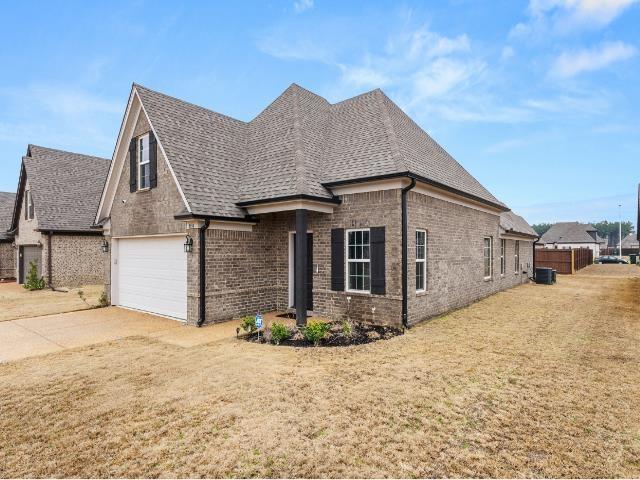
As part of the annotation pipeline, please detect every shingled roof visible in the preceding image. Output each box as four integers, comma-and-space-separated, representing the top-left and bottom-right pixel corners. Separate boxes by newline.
499, 211, 537, 237
621, 232, 639, 248
0, 192, 16, 241
539, 222, 599, 244
133, 83, 506, 219
14, 145, 110, 232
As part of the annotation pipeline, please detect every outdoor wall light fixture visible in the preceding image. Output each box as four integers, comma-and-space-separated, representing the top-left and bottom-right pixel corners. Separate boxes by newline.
101, 239, 109, 253
184, 234, 193, 253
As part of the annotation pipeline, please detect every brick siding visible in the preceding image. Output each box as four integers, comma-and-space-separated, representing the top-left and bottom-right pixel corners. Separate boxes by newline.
190, 190, 403, 326
0, 242, 15, 279
187, 189, 533, 328
407, 191, 533, 325
105, 110, 189, 302
41, 234, 105, 288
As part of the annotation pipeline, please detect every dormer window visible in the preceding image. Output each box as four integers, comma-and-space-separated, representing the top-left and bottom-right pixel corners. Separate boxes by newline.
25, 190, 34, 220
138, 134, 150, 190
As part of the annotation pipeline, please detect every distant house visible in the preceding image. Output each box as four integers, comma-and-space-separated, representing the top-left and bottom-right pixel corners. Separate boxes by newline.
9, 145, 110, 287
621, 233, 639, 253
0, 192, 16, 279
538, 222, 601, 259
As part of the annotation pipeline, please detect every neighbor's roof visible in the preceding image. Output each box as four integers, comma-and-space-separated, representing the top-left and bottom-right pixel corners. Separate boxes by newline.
0, 191, 16, 240
499, 211, 537, 237
134, 83, 506, 219
621, 232, 639, 248
17, 145, 110, 232
539, 222, 599, 244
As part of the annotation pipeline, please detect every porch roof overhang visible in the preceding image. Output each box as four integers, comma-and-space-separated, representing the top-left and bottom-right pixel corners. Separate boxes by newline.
236, 194, 341, 215
500, 230, 539, 241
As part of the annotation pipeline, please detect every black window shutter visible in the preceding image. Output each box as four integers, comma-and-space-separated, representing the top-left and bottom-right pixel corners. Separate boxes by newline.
149, 131, 158, 188
371, 226, 386, 295
129, 138, 137, 193
24, 192, 28, 220
331, 228, 345, 291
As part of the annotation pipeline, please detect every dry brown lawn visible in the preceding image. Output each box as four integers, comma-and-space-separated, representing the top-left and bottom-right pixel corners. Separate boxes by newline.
1, 265, 639, 478
0, 283, 104, 322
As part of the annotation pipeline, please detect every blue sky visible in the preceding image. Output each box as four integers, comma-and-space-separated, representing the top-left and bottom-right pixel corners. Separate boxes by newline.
1, 0, 638, 226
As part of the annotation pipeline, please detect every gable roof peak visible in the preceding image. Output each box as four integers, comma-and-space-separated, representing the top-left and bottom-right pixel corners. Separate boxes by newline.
134, 83, 246, 125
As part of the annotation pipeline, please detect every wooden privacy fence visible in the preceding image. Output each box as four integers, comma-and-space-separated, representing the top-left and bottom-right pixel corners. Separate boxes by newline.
601, 247, 640, 256
535, 248, 593, 274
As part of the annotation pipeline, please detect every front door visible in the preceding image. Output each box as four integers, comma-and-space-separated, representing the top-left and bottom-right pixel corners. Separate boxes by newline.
291, 233, 313, 311
19, 246, 42, 284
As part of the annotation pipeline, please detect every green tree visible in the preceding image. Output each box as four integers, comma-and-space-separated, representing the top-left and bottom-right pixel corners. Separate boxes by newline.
592, 220, 634, 245
532, 223, 552, 236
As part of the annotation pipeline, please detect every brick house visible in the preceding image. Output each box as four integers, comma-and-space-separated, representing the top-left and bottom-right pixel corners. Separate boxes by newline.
95, 83, 537, 327
9, 145, 110, 288
538, 222, 602, 260
0, 192, 16, 279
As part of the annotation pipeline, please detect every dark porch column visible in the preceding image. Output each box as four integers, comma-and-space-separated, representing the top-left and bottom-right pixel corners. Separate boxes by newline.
295, 209, 308, 327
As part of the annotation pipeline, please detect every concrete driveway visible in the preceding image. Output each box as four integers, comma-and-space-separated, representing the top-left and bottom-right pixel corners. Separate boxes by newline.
0, 307, 242, 363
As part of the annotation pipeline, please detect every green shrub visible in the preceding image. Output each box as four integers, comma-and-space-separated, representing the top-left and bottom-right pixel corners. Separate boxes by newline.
303, 320, 331, 346
23, 261, 45, 291
241, 315, 257, 333
270, 322, 292, 345
341, 319, 353, 337
97, 291, 109, 308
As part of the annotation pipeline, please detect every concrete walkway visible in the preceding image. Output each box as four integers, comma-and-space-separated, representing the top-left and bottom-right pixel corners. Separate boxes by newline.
0, 307, 242, 363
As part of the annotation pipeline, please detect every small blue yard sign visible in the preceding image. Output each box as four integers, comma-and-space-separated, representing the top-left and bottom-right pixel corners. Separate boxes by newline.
255, 313, 263, 329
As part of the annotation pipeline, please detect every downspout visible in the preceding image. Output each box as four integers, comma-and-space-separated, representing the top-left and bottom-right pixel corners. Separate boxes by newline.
47, 232, 53, 289
401, 176, 416, 329
530, 238, 538, 282
197, 219, 210, 327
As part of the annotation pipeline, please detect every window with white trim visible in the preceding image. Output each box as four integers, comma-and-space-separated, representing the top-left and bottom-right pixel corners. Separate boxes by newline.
500, 238, 506, 275
138, 134, 150, 190
25, 190, 34, 220
483, 236, 493, 279
514, 240, 520, 273
416, 229, 427, 292
346, 229, 370, 292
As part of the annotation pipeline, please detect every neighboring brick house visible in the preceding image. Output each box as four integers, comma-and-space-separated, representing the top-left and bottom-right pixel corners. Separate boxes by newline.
0, 192, 17, 279
95, 83, 537, 327
538, 222, 602, 260
9, 145, 110, 288
621, 232, 639, 254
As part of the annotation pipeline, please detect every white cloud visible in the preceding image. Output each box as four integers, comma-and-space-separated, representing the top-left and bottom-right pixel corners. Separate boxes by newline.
293, 0, 313, 14
550, 41, 637, 77
409, 58, 485, 101
511, 0, 638, 38
485, 137, 529, 154
257, 17, 618, 125
338, 65, 390, 89
0, 84, 120, 154
501, 46, 515, 61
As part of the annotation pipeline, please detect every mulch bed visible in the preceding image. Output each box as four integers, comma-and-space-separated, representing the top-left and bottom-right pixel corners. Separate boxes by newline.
243, 321, 403, 347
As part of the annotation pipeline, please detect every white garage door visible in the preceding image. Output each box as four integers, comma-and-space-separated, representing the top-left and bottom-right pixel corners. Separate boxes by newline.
116, 236, 187, 320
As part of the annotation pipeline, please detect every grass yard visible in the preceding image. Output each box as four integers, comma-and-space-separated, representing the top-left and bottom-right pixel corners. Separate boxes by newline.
0, 283, 104, 322
1, 265, 639, 478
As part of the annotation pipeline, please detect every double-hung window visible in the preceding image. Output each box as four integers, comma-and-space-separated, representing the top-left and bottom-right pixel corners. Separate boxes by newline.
416, 230, 427, 292
25, 190, 34, 220
138, 134, 150, 190
346, 229, 370, 292
500, 238, 506, 275
483, 237, 493, 279
514, 240, 520, 273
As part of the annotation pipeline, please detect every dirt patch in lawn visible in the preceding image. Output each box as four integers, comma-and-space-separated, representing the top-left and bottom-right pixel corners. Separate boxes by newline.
1, 265, 639, 478
0, 283, 105, 322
